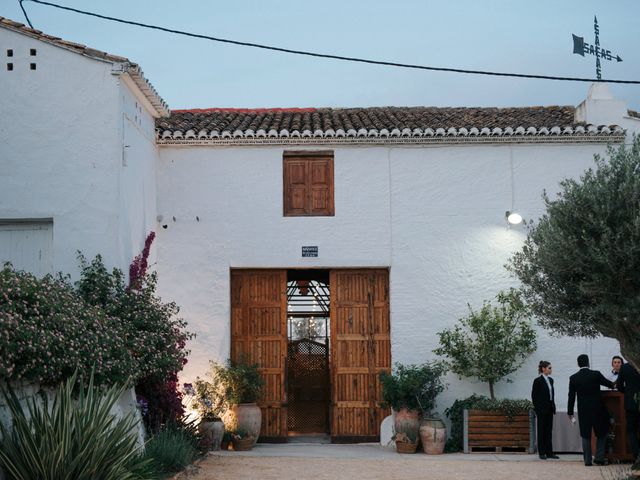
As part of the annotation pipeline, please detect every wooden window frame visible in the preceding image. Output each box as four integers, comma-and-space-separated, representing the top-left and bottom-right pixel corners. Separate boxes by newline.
283, 151, 334, 217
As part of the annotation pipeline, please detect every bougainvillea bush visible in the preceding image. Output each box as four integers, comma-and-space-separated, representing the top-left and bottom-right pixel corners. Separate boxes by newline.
76, 253, 191, 385
0, 232, 193, 417
75, 232, 193, 428
0, 266, 134, 386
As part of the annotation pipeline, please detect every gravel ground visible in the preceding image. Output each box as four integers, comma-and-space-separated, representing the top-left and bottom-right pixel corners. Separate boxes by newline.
177, 445, 631, 480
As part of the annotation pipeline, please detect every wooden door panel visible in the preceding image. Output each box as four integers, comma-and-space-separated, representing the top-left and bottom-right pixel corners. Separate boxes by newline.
333, 273, 369, 304
261, 407, 284, 437
336, 373, 369, 401
330, 269, 390, 441
230, 270, 287, 441
247, 340, 282, 368
247, 307, 282, 336
335, 340, 369, 368
334, 306, 368, 335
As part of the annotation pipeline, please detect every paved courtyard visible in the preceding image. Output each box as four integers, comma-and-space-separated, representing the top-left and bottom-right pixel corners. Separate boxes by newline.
179, 443, 632, 480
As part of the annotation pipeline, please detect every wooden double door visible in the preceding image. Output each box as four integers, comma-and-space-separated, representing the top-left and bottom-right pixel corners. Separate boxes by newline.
230, 269, 391, 442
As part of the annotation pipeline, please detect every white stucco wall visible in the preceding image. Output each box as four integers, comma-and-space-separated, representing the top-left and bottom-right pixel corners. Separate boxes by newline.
117, 78, 160, 267
156, 140, 625, 413
0, 27, 158, 277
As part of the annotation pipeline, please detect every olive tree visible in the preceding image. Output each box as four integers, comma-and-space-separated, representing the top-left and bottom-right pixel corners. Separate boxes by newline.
509, 137, 640, 369
434, 289, 537, 400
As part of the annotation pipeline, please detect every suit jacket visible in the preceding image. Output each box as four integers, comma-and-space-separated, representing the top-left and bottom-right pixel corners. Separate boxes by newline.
617, 363, 640, 412
568, 368, 614, 438
531, 375, 556, 415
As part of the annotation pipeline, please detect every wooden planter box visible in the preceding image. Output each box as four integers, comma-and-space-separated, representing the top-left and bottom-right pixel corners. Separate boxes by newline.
463, 409, 535, 454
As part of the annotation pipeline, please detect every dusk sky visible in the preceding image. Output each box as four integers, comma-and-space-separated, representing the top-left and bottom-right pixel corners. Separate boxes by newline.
2, 0, 639, 111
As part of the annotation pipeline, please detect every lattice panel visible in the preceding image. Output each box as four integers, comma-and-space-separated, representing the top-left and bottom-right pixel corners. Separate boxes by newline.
287, 339, 329, 433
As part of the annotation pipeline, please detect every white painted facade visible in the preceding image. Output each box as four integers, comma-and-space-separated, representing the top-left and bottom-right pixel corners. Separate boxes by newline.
0, 24, 159, 277
155, 139, 633, 412
2, 20, 640, 430
0, 23, 162, 460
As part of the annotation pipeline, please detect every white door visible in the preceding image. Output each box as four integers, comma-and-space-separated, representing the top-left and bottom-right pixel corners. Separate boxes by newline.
0, 220, 53, 276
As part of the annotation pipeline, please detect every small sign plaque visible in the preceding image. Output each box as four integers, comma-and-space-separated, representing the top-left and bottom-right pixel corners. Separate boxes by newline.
302, 246, 318, 257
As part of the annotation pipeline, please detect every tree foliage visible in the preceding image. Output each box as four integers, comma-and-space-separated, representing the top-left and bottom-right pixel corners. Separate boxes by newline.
434, 289, 537, 400
509, 137, 640, 369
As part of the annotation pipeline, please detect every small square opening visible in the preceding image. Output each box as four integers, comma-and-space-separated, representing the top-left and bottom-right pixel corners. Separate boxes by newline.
7, 49, 13, 57
7, 63, 13, 71
30, 48, 37, 56
30, 63, 36, 70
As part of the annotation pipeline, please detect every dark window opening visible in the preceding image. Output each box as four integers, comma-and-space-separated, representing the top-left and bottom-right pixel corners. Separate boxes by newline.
7, 49, 13, 57
7, 63, 13, 71
30, 48, 36, 56
30, 63, 36, 70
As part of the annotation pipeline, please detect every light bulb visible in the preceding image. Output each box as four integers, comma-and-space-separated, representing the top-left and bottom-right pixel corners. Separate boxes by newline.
506, 212, 523, 225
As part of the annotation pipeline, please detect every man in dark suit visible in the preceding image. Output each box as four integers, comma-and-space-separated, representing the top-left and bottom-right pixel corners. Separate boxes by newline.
616, 361, 640, 460
568, 354, 615, 466
532, 360, 558, 459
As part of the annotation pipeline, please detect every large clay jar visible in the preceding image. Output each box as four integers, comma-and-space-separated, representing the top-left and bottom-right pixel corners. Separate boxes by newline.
420, 417, 446, 454
223, 403, 262, 446
199, 420, 225, 451
394, 408, 420, 441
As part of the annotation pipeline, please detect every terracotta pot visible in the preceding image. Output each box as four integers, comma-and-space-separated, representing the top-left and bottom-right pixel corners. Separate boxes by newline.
199, 420, 224, 451
395, 440, 418, 454
223, 403, 262, 446
393, 408, 420, 441
231, 436, 254, 451
420, 417, 446, 454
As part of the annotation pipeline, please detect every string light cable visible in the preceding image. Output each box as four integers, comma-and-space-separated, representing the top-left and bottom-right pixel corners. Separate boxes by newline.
18, 0, 640, 84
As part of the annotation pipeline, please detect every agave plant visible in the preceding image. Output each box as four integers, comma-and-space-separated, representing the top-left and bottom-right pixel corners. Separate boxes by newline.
0, 372, 154, 480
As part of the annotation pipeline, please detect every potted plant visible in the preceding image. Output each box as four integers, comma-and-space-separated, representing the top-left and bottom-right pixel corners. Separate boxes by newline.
230, 428, 256, 451
434, 290, 537, 453
182, 381, 225, 451
207, 360, 265, 446
380, 362, 447, 454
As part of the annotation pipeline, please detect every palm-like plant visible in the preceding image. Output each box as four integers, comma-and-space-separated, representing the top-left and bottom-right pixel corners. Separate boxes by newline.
0, 372, 153, 480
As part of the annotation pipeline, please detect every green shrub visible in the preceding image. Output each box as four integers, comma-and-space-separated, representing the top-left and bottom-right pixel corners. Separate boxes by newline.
163, 419, 202, 452
0, 265, 135, 386
1, 252, 193, 391
443, 395, 533, 452
0, 372, 153, 480
144, 426, 196, 475
379, 362, 447, 413
76, 253, 193, 385
207, 360, 265, 413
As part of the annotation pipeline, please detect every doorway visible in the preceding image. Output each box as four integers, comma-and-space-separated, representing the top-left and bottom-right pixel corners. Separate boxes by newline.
286, 270, 330, 436
229, 268, 390, 442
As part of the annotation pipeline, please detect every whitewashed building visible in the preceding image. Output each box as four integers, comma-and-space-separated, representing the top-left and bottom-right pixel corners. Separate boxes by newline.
2, 17, 639, 442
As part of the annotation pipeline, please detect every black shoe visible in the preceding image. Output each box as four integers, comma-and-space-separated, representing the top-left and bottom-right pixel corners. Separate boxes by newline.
538, 454, 547, 460
593, 459, 607, 466
585, 463, 593, 467
546, 454, 559, 459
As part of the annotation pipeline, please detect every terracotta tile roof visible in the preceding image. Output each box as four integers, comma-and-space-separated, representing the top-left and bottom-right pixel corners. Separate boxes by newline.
0, 16, 169, 117
157, 106, 624, 144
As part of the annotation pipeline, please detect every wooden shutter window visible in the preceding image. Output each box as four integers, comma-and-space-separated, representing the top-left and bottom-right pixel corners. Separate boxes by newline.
283, 153, 334, 216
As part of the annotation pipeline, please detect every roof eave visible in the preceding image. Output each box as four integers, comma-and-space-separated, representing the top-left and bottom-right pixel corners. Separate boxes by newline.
0, 16, 170, 118
117, 64, 170, 118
